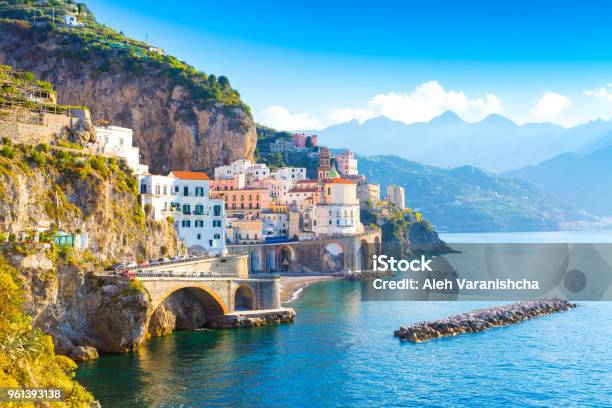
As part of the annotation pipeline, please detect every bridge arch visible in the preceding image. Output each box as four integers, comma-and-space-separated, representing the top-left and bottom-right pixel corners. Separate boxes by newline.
277, 245, 295, 272
234, 285, 255, 311
360, 239, 373, 271
322, 241, 346, 272
250, 248, 263, 273
146, 283, 229, 334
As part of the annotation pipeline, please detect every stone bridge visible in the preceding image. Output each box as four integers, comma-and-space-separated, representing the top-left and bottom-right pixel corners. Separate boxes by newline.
116, 254, 284, 330
139, 276, 281, 316
228, 227, 382, 274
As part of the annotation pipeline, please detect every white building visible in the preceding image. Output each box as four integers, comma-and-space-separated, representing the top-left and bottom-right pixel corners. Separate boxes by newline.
63, 15, 84, 27
93, 125, 148, 174
262, 212, 289, 239
335, 149, 358, 176
138, 171, 226, 255
214, 159, 270, 182
386, 184, 405, 210
261, 178, 296, 205
313, 178, 362, 235
274, 167, 307, 181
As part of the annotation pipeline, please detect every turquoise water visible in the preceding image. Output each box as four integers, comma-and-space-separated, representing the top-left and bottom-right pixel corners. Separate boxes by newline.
76, 282, 612, 407
76, 232, 612, 407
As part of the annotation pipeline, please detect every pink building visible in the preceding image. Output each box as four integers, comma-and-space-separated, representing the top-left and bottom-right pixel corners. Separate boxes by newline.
292, 133, 307, 148
209, 174, 246, 191
210, 188, 270, 211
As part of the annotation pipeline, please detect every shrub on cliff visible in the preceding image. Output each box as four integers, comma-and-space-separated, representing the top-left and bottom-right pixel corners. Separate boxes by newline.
0, 257, 95, 406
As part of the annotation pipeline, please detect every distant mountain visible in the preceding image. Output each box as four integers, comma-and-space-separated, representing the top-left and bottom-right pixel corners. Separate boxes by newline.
504, 145, 612, 217
359, 155, 593, 232
316, 113, 612, 172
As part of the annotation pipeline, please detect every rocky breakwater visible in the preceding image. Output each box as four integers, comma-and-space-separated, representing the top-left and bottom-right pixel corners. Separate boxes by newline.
209, 308, 296, 329
394, 298, 576, 343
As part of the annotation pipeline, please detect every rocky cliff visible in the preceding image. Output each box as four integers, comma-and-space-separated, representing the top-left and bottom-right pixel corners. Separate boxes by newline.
0, 20, 256, 173
362, 206, 453, 257
0, 141, 185, 356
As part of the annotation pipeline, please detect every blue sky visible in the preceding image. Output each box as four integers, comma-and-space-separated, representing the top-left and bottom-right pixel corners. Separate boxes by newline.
86, 0, 612, 129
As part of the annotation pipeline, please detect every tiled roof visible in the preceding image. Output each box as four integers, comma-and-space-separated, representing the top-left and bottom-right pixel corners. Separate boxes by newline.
327, 177, 356, 185
169, 171, 211, 180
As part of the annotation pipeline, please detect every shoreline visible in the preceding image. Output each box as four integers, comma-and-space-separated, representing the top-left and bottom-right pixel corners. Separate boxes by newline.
280, 276, 339, 303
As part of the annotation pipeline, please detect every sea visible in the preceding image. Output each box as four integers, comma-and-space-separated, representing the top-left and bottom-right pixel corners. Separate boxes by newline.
76, 231, 612, 407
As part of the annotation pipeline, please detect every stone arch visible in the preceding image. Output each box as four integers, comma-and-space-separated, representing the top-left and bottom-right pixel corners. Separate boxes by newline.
234, 285, 255, 311
250, 248, 263, 273
360, 239, 372, 271
322, 242, 345, 272
265, 247, 276, 272
374, 235, 381, 256
146, 284, 228, 335
277, 245, 295, 272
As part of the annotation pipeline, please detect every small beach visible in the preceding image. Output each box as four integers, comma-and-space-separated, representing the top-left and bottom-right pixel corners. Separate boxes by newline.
280, 275, 338, 303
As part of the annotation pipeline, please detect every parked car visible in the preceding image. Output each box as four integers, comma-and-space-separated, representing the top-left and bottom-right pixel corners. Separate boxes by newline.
149, 259, 159, 265
113, 263, 127, 271
127, 261, 137, 268
120, 270, 135, 278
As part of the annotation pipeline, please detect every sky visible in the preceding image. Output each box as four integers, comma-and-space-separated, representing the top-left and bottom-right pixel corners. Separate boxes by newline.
86, 0, 612, 130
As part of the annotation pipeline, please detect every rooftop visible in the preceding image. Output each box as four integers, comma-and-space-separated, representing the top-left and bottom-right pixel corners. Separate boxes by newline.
327, 178, 356, 185
169, 171, 211, 180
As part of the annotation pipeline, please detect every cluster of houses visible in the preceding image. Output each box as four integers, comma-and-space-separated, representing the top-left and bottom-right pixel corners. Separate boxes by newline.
93, 127, 408, 256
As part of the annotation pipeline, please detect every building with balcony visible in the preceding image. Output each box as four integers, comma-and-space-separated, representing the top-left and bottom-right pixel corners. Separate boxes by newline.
313, 178, 363, 235
138, 171, 226, 254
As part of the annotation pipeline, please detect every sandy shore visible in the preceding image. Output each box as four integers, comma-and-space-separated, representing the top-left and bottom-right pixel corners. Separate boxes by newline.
280, 276, 338, 303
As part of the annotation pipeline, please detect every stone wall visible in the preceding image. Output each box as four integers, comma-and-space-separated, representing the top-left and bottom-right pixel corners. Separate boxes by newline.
0, 109, 91, 144
136, 255, 249, 278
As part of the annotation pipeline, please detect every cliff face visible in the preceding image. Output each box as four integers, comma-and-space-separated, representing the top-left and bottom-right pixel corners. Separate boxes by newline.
0, 23, 256, 173
0, 143, 185, 355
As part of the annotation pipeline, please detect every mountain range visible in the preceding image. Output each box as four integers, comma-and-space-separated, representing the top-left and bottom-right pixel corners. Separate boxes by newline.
504, 145, 612, 217
358, 155, 594, 232
316, 113, 612, 173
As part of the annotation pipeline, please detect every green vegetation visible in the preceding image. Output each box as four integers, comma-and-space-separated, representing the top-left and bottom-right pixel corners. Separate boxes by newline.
0, 0, 250, 114
0, 256, 95, 406
359, 154, 588, 232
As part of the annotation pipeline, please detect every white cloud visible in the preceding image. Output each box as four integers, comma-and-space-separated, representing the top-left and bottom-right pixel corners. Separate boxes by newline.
259, 105, 322, 131
332, 81, 502, 125
258, 81, 503, 129
530, 92, 571, 118
583, 84, 612, 101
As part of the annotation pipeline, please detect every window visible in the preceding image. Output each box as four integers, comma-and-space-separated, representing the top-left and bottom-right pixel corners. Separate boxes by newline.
181, 220, 191, 228
174, 186, 179, 193
163, 186, 167, 195
195, 220, 204, 228
182, 204, 190, 215
140, 184, 147, 194
213, 220, 221, 227
337, 220, 340, 225
183, 186, 189, 196
195, 187, 204, 197
214, 234, 221, 239
213, 205, 222, 216
329, 220, 332, 225
195, 205, 204, 215
155, 184, 160, 195
197, 233, 201, 240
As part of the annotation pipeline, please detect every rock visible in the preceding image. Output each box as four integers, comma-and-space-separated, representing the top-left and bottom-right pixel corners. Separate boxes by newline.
0, 26, 256, 174
69, 346, 99, 362
394, 298, 577, 343
208, 309, 296, 329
